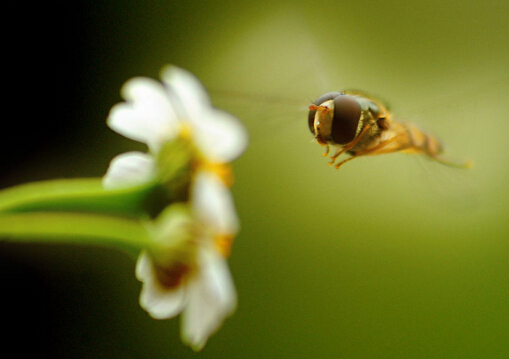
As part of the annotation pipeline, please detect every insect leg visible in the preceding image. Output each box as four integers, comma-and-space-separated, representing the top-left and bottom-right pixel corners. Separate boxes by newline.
322, 144, 330, 157
334, 155, 360, 169
430, 155, 474, 168
329, 124, 372, 166
334, 137, 398, 169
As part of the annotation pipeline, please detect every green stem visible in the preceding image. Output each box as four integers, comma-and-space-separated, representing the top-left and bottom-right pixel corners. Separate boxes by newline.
0, 178, 161, 255
0, 211, 151, 256
0, 178, 156, 217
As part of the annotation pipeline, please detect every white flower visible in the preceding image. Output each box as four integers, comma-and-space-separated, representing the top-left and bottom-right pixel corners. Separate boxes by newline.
102, 66, 245, 350
103, 65, 247, 191
136, 172, 238, 351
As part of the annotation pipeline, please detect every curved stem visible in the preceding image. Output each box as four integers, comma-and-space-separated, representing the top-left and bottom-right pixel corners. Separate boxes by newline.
0, 178, 155, 217
0, 211, 151, 257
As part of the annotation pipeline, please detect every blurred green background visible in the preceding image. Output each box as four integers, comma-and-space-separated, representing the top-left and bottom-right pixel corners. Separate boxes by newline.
2, 1, 508, 357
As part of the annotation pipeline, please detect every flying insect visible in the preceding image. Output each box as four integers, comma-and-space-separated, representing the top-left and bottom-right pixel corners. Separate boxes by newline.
308, 91, 472, 169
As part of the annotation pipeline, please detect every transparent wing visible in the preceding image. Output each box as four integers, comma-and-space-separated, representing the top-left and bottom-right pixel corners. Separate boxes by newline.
209, 90, 309, 145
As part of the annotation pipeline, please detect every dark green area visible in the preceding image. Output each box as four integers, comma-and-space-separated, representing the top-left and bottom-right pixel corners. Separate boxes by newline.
2, 1, 508, 358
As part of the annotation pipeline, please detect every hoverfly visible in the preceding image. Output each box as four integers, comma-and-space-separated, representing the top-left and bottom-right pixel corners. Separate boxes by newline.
308, 91, 472, 169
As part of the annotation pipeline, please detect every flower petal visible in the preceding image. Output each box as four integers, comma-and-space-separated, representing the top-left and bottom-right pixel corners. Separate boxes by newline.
160, 66, 248, 163
102, 152, 156, 189
180, 248, 237, 351
160, 65, 211, 122
192, 171, 239, 234
136, 251, 188, 319
107, 77, 180, 153
193, 109, 248, 163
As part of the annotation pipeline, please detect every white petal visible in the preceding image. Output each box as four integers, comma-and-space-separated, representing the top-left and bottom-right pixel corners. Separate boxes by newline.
160, 66, 248, 162
160, 66, 211, 122
102, 152, 156, 189
135, 252, 188, 319
192, 171, 239, 234
107, 77, 180, 153
181, 248, 237, 351
193, 109, 248, 163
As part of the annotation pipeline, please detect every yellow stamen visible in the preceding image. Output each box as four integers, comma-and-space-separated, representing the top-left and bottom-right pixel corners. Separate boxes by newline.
215, 234, 235, 258
200, 162, 234, 187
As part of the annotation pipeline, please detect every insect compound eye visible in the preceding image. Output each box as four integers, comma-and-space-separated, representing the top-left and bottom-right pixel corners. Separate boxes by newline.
308, 92, 342, 134
331, 95, 361, 145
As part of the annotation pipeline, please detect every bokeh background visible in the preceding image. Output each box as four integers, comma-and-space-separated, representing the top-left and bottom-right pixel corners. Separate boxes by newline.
2, 1, 508, 357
